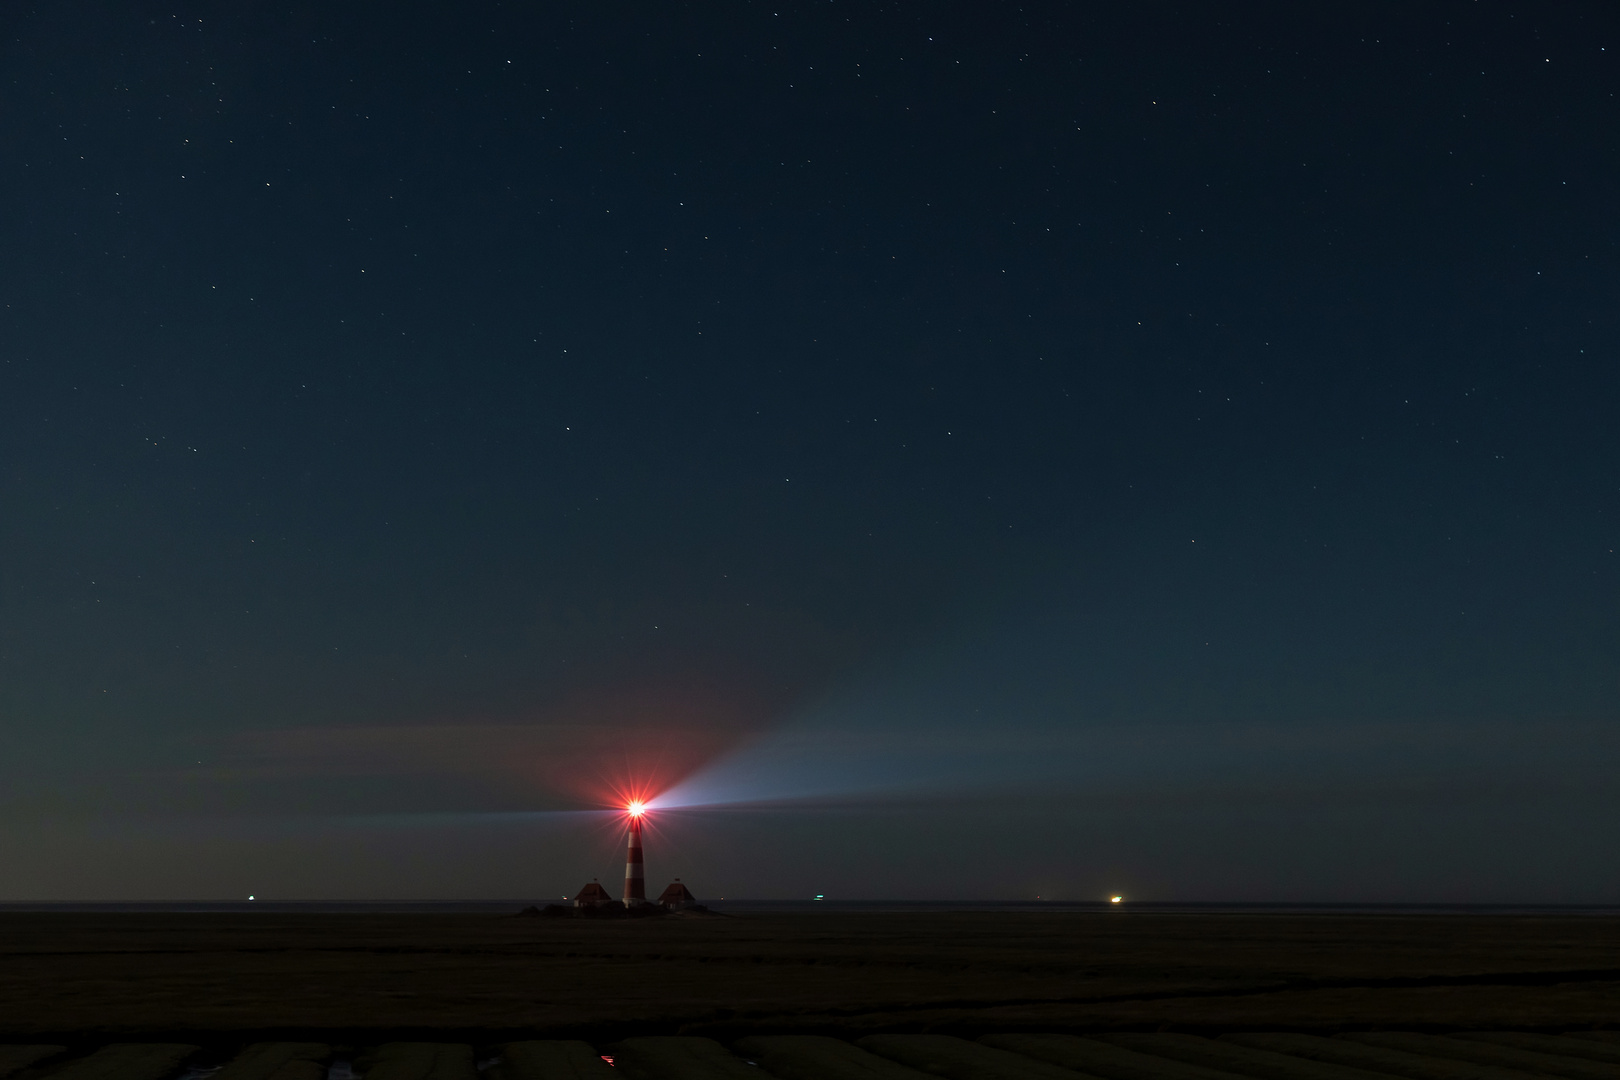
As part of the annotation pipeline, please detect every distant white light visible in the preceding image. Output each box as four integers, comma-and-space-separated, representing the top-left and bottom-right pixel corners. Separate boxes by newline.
248, 895, 256, 901
1110, 895, 1123, 904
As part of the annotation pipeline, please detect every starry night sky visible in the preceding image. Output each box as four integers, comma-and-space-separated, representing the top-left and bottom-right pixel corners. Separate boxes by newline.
2, 1, 1617, 902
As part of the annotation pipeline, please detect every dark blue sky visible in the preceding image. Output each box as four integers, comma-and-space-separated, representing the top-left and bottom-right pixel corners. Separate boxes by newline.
1, 1, 1617, 901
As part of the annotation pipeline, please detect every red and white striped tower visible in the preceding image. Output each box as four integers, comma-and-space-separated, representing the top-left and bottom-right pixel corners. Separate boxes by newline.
623, 804, 647, 906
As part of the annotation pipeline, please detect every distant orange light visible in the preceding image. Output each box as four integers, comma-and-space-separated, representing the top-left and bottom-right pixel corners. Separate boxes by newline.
627, 801, 646, 817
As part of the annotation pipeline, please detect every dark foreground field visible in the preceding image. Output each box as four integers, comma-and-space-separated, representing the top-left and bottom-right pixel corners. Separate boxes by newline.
2, 911, 1619, 1045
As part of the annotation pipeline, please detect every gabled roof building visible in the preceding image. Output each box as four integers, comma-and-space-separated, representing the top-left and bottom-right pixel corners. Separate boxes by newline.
574, 880, 613, 908
657, 879, 698, 910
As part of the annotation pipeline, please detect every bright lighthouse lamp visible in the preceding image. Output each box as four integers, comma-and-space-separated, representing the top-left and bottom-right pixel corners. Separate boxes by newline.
627, 801, 646, 817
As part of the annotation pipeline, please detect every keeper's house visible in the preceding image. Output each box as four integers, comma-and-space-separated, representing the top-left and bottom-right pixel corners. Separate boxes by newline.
573, 880, 613, 909
657, 879, 698, 910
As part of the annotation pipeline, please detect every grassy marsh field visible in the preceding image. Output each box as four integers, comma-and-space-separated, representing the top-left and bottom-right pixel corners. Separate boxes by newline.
0, 911, 1617, 1043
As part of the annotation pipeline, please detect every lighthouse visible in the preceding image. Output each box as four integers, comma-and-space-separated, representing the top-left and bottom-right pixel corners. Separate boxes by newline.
623, 801, 647, 906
